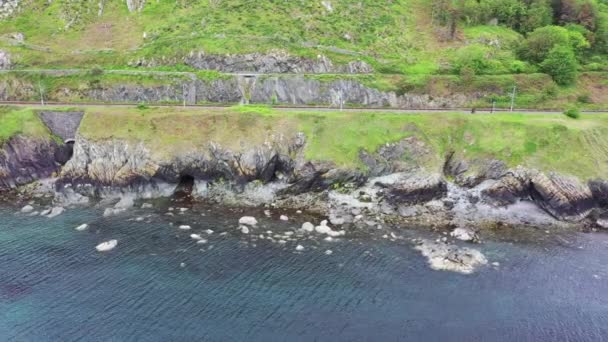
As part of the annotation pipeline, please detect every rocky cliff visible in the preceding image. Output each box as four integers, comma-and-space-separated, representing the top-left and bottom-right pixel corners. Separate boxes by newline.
2, 109, 607, 231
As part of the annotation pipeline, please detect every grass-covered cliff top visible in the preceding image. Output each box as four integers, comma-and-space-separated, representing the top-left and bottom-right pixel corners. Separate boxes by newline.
2, 105, 607, 179
72, 105, 608, 180
0, 107, 49, 142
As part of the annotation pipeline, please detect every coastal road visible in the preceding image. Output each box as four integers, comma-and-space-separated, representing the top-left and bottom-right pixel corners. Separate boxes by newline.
0, 100, 606, 115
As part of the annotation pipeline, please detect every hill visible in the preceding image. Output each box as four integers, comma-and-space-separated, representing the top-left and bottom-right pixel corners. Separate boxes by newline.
0, 0, 605, 109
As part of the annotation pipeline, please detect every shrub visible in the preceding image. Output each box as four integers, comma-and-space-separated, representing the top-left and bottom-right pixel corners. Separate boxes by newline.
520, 25, 590, 63
137, 103, 149, 110
540, 45, 578, 85
563, 107, 581, 119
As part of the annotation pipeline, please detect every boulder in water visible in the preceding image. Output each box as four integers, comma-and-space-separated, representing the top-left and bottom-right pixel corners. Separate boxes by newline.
75, 224, 88, 231
96, 240, 118, 252
301, 222, 314, 232
241, 226, 250, 234
179, 225, 192, 230
280, 215, 289, 221
20, 205, 34, 213
414, 239, 487, 274
295, 245, 305, 251
450, 228, 478, 242
46, 207, 65, 218
239, 216, 258, 226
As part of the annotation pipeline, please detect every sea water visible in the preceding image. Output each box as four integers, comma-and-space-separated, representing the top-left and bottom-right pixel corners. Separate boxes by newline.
1, 204, 608, 341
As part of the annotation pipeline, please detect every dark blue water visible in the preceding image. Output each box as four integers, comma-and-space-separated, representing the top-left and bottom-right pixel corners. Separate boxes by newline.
1, 204, 608, 341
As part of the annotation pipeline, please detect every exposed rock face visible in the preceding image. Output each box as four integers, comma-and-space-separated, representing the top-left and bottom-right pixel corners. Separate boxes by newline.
0, 73, 482, 109
38, 111, 84, 142
182, 51, 373, 74
382, 173, 448, 205
444, 153, 507, 187
0, 50, 11, 70
482, 167, 595, 221
0, 135, 61, 190
589, 180, 608, 208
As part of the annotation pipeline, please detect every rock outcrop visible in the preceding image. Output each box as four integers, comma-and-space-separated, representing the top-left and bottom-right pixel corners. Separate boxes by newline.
0, 135, 61, 190
0, 50, 11, 70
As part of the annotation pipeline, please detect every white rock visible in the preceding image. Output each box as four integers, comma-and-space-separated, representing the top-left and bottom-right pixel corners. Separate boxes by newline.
103, 208, 125, 217
320, 220, 328, 226
141, 203, 153, 209
315, 225, 332, 234
295, 245, 305, 251
179, 225, 192, 230
190, 234, 203, 240
46, 207, 65, 218
75, 224, 88, 231
325, 250, 333, 255
450, 228, 478, 242
414, 239, 487, 274
197, 239, 208, 244
264, 210, 271, 217
301, 222, 315, 232
180, 208, 189, 212
241, 226, 250, 234
114, 196, 134, 210
135, 217, 144, 222
239, 216, 258, 226
296, 210, 302, 214
205, 229, 214, 234
96, 240, 118, 252
40, 209, 51, 216
20, 205, 35, 213
180, 262, 186, 268
324, 236, 334, 242
280, 215, 289, 221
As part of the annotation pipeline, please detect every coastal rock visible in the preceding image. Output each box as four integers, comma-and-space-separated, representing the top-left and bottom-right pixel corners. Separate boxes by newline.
589, 180, 608, 208
301, 222, 314, 232
75, 223, 88, 231
178, 225, 192, 230
450, 228, 478, 242
280, 215, 289, 221
414, 240, 488, 274
103, 208, 125, 217
239, 216, 258, 226
46, 207, 65, 218
382, 173, 448, 205
20, 205, 34, 213
96, 239, 118, 252
0, 135, 61, 190
483, 168, 595, 221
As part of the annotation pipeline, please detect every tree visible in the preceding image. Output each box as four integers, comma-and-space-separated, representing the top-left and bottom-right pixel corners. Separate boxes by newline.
540, 45, 579, 85
521, 0, 554, 32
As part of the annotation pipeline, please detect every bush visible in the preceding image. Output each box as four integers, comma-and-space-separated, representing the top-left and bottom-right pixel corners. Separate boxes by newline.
137, 103, 149, 110
520, 25, 590, 63
563, 107, 581, 119
540, 45, 579, 85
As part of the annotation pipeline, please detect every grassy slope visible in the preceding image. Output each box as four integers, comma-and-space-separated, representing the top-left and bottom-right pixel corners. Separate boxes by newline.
76, 106, 608, 180
0, 107, 49, 142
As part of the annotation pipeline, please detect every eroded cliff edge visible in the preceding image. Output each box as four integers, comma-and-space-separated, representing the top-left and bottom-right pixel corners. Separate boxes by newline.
2, 106, 608, 231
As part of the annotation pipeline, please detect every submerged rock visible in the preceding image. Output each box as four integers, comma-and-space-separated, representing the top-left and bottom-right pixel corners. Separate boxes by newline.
414, 239, 487, 274
103, 208, 125, 217
295, 245, 305, 251
96, 240, 118, 252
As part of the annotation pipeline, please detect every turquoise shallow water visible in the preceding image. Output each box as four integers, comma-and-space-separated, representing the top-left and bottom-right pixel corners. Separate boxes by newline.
1, 204, 608, 341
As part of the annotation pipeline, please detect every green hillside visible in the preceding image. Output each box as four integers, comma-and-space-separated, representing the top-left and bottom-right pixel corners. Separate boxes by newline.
0, 0, 605, 74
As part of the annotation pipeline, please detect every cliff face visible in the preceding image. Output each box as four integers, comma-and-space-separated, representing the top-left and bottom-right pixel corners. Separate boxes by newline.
0, 135, 61, 189
0, 74, 478, 109
2, 109, 608, 230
